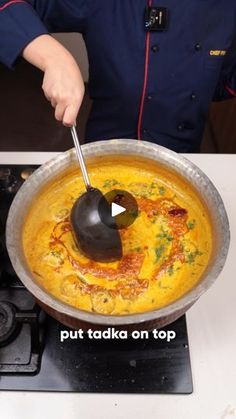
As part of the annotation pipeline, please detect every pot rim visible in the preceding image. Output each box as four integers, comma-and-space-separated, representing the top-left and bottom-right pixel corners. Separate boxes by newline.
6, 139, 230, 326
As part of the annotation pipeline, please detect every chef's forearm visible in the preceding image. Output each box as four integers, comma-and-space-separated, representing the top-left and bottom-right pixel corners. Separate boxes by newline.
22, 34, 77, 72
22, 32, 85, 127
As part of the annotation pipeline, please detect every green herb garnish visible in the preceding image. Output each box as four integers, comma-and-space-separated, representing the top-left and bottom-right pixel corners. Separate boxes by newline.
187, 219, 196, 230
155, 245, 166, 262
157, 227, 173, 242
158, 186, 166, 196
103, 179, 120, 188
167, 265, 174, 276
186, 249, 203, 264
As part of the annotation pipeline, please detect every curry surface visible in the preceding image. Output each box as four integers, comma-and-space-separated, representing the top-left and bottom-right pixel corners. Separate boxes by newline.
23, 156, 212, 315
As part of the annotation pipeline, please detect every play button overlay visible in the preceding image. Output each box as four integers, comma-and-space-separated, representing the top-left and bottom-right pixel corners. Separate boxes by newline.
111, 202, 126, 217
99, 189, 138, 229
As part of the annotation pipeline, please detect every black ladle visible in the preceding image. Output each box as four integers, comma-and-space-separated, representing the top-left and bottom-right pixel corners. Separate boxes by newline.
70, 125, 122, 262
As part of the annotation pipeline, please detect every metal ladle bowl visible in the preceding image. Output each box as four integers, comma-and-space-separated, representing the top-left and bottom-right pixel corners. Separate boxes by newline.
70, 126, 122, 262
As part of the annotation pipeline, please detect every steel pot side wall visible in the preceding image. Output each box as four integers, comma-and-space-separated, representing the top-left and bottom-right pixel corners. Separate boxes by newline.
37, 298, 195, 332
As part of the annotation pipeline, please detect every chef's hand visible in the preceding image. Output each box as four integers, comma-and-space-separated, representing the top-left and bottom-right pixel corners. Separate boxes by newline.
23, 34, 84, 126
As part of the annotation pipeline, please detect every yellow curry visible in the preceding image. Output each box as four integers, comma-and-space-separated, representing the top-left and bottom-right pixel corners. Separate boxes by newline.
23, 156, 212, 315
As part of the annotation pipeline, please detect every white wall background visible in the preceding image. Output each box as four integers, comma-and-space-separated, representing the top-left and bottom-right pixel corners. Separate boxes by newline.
53, 33, 89, 81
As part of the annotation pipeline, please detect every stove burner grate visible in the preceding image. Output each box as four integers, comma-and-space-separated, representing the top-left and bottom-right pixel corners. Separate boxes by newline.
0, 293, 43, 374
0, 302, 20, 346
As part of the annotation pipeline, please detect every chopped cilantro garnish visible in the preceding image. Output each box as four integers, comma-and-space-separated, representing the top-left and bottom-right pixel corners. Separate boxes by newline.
186, 249, 203, 264
157, 227, 173, 242
167, 265, 174, 276
187, 219, 196, 230
158, 186, 166, 196
103, 179, 120, 188
155, 244, 166, 262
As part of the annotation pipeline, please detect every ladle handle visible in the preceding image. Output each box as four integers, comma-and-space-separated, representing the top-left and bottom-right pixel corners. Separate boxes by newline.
71, 125, 91, 190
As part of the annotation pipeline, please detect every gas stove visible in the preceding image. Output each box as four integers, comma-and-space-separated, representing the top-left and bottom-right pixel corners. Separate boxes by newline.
0, 165, 193, 393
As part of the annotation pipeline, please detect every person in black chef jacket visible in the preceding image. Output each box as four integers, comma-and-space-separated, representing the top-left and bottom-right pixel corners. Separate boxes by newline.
0, 0, 236, 152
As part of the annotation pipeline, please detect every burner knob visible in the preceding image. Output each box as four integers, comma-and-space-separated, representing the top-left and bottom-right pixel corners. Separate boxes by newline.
0, 168, 15, 190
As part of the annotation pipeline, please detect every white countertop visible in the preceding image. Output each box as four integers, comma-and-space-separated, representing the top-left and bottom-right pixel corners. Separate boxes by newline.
0, 152, 236, 419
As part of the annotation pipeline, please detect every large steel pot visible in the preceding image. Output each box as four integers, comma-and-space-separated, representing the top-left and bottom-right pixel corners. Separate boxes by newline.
6, 139, 230, 331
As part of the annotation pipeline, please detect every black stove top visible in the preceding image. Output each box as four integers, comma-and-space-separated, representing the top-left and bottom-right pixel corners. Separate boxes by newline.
0, 165, 193, 393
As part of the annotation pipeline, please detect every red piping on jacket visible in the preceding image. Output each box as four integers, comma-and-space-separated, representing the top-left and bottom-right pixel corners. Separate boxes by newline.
137, 0, 153, 141
225, 84, 236, 97
0, 0, 26, 12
